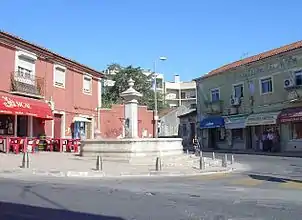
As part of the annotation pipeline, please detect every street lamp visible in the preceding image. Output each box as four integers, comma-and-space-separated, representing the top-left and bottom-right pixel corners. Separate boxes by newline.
153, 56, 167, 138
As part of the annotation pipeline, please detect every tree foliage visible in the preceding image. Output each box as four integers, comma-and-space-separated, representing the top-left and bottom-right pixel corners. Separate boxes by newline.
102, 64, 167, 110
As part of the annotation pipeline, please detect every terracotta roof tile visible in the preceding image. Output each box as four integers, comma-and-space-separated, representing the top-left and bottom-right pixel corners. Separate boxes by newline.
201, 40, 302, 79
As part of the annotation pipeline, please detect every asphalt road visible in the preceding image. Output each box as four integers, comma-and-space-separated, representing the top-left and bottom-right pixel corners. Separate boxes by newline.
0, 154, 302, 220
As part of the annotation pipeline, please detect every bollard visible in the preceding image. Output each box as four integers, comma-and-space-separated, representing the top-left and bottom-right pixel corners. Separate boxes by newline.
26, 152, 30, 168
21, 152, 26, 168
96, 155, 102, 171
199, 155, 205, 170
155, 157, 161, 171
199, 150, 203, 158
186, 149, 189, 155
222, 154, 228, 168
231, 154, 234, 164
212, 152, 215, 160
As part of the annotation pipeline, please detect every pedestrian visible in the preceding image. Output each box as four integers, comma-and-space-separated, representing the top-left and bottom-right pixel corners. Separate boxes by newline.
267, 130, 274, 152
262, 131, 268, 152
192, 135, 199, 155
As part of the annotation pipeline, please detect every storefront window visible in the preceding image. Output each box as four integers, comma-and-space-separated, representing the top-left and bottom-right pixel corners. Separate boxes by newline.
291, 122, 302, 139
232, 128, 244, 141
0, 115, 14, 135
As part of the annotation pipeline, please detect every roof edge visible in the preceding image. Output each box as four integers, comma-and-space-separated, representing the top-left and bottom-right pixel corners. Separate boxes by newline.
0, 31, 105, 78
200, 39, 302, 80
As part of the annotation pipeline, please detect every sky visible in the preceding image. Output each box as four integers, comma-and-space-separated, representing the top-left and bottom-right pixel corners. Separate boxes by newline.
1, 0, 302, 82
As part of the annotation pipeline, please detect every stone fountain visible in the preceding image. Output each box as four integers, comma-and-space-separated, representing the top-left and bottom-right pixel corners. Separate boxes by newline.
80, 78, 183, 164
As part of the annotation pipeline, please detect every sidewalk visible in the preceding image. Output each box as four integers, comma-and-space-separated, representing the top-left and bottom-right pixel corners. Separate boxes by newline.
0, 152, 240, 178
202, 149, 302, 158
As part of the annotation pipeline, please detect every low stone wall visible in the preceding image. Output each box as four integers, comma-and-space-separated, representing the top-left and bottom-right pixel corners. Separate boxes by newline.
80, 138, 183, 164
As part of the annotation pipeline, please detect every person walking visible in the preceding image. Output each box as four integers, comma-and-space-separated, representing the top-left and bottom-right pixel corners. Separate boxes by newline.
267, 130, 274, 152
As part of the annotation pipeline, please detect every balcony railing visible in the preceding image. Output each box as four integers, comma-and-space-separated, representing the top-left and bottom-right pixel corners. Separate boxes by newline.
10, 71, 45, 97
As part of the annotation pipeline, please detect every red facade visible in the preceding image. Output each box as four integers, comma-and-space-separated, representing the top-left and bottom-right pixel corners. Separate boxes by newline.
0, 32, 103, 139
100, 105, 154, 138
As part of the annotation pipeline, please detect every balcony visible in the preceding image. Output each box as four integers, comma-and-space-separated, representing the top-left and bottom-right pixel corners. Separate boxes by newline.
204, 100, 224, 114
10, 71, 45, 98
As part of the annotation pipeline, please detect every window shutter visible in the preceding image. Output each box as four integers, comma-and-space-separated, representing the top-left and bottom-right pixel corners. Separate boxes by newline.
55, 68, 65, 87
18, 57, 34, 71
83, 77, 91, 92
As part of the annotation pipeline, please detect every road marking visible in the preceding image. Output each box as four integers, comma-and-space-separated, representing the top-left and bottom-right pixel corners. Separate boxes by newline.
279, 181, 302, 190
229, 177, 264, 186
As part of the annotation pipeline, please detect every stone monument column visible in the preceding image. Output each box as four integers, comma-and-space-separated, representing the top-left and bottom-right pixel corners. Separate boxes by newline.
120, 78, 142, 138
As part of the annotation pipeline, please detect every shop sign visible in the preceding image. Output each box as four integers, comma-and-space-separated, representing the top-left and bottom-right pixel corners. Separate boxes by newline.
280, 110, 302, 123
246, 114, 278, 126
2, 96, 31, 109
240, 55, 298, 79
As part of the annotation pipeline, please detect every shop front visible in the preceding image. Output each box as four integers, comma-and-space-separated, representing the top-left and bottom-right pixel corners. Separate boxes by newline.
245, 111, 281, 151
199, 116, 225, 149
223, 114, 248, 150
279, 107, 302, 152
0, 92, 53, 152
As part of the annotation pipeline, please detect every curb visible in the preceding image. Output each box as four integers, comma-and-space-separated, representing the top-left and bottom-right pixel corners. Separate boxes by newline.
202, 149, 302, 158
0, 167, 235, 179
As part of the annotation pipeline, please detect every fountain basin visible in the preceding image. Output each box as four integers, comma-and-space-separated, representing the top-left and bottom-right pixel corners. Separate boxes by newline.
80, 138, 183, 164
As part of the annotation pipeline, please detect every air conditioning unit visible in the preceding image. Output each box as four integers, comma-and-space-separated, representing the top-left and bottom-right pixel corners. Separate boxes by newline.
284, 78, 294, 88
230, 97, 240, 106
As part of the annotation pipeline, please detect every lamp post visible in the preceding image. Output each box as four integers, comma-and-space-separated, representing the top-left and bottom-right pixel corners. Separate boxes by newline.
153, 56, 167, 138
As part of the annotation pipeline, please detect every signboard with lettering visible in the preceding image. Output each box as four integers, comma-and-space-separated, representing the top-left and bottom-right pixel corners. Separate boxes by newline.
240, 55, 299, 79
279, 108, 302, 123
2, 96, 31, 109
245, 112, 280, 126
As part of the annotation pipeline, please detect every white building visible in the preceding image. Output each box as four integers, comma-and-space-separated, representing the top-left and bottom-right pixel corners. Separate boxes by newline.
164, 74, 196, 108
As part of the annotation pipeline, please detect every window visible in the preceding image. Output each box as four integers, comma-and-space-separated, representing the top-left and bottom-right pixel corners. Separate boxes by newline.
260, 77, 273, 94
291, 122, 302, 139
211, 88, 220, 102
181, 92, 186, 99
233, 84, 244, 98
83, 75, 92, 94
232, 129, 244, 141
54, 66, 66, 88
15, 56, 35, 85
295, 71, 302, 86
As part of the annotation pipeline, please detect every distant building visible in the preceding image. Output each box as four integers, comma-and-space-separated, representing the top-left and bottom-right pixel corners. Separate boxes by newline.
164, 75, 196, 108
103, 68, 196, 108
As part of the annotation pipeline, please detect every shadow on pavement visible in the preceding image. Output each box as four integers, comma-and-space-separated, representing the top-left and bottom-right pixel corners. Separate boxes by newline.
0, 201, 125, 220
248, 174, 302, 183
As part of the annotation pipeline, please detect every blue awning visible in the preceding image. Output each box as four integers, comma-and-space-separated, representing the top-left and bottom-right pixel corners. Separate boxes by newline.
200, 116, 225, 129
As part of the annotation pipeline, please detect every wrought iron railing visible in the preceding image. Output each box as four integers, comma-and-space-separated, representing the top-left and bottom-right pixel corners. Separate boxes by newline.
10, 71, 45, 97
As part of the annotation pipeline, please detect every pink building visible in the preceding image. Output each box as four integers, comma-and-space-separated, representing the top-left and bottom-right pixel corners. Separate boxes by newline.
0, 31, 104, 140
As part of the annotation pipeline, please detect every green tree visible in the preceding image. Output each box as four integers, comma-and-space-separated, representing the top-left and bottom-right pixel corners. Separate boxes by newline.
102, 65, 167, 110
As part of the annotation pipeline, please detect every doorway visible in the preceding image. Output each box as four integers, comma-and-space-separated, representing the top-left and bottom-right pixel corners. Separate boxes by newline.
53, 114, 62, 139
17, 116, 28, 137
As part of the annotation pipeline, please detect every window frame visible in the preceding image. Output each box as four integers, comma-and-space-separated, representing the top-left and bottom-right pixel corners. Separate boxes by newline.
210, 88, 220, 102
53, 64, 66, 88
259, 76, 274, 95
232, 82, 244, 98
83, 74, 93, 95
294, 70, 302, 86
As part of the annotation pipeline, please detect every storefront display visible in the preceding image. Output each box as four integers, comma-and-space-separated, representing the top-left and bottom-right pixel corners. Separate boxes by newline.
0, 115, 14, 135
